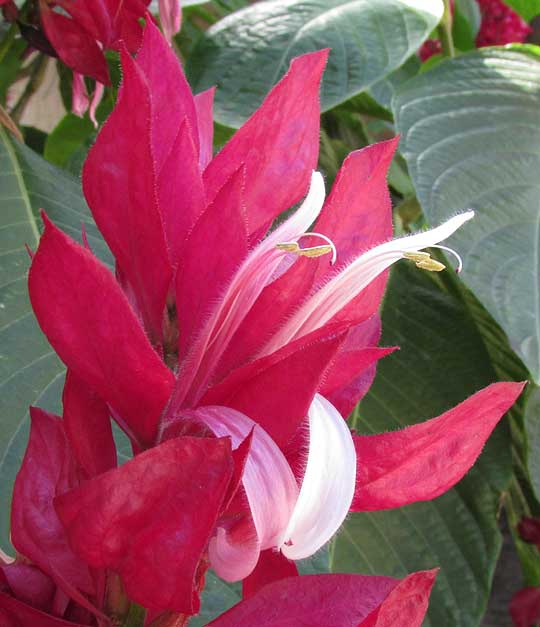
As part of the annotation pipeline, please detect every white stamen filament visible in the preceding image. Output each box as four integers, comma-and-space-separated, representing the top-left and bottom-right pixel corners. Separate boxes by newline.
429, 244, 464, 273
277, 232, 338, 264
260, 211, 474, 356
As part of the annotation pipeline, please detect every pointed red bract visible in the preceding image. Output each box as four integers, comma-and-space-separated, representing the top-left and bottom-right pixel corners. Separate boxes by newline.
135, 19, 200, 169
11, 408, 93, 597
313, 139, 397, 329
204, 50, 327, 242
55, 436, 234, 613
321, 316, 394, 417
157, 118, 205, 268
82, 48, 172, 341
203, 326, 346, 447
359, 570, 437, 627
351, 382, 526, 511
28, 216, 174, 446
242, 550, 298, 600
62, 370, 117, 478
207, 573, 419, 626
176, 167, 248, 360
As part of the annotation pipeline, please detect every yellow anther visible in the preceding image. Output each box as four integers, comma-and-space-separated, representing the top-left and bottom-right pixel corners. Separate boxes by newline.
276, 242, 301, 253
403, 251, 431, 263
404, 251, 446, 272
276, 242, 334, 260
297, 244, 333, 258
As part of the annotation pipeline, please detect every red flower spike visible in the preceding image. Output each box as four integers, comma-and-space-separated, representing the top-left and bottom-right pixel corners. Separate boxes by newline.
82, 47, 172, 342
62, 370, 117, 478
208, 571, 433, 626
351, 381, 526, 511
203, 50, 328, 243
135, 19, 200, 170
55, 436, 234, 614
242, 550, 298, 600
476, 0, 531, 47
510, 587, 540, 627
518, 517, 540, 545
11, 408, 93, 597
28, 215, 174, 447
0, 591, 88, 627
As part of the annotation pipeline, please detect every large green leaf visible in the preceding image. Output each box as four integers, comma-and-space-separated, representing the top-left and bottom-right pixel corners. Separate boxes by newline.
331, 261, 520, 627
393, 48, 540, 381
0, 129, 111, 552
503, 0, 540, 21
525, 385, 540, 501
186, 0, 444, 127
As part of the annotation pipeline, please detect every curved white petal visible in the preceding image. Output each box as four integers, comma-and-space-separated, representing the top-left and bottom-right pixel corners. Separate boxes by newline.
196, 405, 299, 580
263, 211, 474, 354
280, 394, 356, 560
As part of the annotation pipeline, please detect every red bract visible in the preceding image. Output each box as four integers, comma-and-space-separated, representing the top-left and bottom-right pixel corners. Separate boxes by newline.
23, 19, 526, 620
208, 570, 437, 626
39, 0, 150, 84
55, 436, 234, 613
518, 516, 540, 545
511, 587, 540, 627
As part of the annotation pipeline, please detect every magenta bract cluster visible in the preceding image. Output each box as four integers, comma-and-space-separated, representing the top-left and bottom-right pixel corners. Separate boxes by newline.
0, 17, 525, 627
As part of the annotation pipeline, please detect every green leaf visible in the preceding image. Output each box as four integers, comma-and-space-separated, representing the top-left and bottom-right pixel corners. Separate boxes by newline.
525, 386, 540, 502
452, 7, 476, 51
455, 0, 481, 36
44, 114, 95, 168
503, 0, 540, 21
369, 55, 421, 111
393, 48, 540, 381
331, 261, 518, 627
186, 0, 444, 127
0, 129, 111, 552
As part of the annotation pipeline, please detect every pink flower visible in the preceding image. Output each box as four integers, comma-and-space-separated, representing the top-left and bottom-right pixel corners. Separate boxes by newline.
71, 73, 104, 128
159, 0, 182, 43
26, 20, 525, 614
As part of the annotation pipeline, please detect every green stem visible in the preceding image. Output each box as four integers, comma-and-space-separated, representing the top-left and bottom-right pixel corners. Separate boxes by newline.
0, 22, 17, 66
122, 603, 146, 627
437, 0, 455, 58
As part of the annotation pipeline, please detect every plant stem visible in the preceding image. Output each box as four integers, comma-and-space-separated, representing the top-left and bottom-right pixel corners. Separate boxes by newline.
10, 54, 48, 123
0, 22, 17, 66
437, 0, 455, 58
